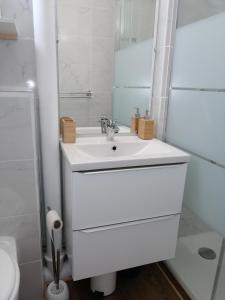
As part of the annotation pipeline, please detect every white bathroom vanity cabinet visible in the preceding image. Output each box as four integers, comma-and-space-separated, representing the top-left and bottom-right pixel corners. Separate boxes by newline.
61, 136, 190, 282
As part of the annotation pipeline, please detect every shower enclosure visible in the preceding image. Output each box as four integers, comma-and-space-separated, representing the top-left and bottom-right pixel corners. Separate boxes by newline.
165, 1, 225, 300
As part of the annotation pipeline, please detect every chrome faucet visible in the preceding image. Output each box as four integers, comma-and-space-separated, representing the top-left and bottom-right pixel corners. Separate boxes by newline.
99, 117, 120, 141
99, 116, 110, 134
106, 120, 120, 141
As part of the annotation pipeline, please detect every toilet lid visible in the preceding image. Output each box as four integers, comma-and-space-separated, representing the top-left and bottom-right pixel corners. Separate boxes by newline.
0, 248, 16, 300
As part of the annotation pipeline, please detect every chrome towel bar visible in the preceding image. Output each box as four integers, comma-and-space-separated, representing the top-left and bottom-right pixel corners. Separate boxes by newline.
60, 90, 94, 99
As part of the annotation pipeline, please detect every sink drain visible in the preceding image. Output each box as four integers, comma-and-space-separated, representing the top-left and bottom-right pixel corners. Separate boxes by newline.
198, 247, 216, 260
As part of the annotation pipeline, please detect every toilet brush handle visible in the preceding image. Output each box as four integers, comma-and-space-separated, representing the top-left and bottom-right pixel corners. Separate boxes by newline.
56, 249, 60, 289
51, 236, 57, 284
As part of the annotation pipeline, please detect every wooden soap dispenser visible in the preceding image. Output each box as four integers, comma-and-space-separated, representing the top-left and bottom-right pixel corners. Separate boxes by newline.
138, 110, 154, 140
131, 107, 141, 134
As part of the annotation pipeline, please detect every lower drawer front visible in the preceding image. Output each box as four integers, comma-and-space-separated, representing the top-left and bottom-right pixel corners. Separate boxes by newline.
72, 215, 180, 281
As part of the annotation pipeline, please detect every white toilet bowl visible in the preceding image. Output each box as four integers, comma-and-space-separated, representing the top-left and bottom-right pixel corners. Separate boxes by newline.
0, 237, 20, 300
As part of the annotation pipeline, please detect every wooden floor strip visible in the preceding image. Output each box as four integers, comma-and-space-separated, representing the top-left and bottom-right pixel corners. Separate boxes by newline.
42, 263, 191, 300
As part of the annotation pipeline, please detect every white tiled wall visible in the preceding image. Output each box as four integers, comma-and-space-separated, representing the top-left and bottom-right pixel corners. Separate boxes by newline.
0, 93, 35, 161
0, 92, 43, 300
57, 0, 116, 126
0, 1, 43, 298
19, 260, 43, 300
0, 0, 36, 87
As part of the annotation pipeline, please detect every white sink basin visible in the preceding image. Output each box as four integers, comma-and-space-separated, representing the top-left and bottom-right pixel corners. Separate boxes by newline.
75, 139, 171, 158
61, 135, 190, 171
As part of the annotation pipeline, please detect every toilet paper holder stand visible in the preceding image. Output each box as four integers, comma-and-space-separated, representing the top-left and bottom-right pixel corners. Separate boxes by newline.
46, 207, 69, 300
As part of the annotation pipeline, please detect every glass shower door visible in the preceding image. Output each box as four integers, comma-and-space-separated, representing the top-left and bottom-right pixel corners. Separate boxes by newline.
165, 1, 225, 299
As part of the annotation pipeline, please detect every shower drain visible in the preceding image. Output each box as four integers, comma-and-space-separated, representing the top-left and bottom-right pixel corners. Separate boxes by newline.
198, 247, 217, 260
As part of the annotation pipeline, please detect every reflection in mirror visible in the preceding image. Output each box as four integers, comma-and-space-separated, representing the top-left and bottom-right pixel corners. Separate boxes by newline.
57, 0, 156, 128
171, 0, 225, 89
177, 0, 225, 28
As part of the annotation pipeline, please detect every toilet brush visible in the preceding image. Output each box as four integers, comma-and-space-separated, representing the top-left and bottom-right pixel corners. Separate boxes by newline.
46, 225, 69, 300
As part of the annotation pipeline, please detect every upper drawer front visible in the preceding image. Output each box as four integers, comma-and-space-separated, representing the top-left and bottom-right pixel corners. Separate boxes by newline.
72, 215, 180, 281
72, 164, 187, 230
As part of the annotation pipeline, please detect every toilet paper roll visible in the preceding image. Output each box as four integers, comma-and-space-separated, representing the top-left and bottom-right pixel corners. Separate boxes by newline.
47, 210, 63, 239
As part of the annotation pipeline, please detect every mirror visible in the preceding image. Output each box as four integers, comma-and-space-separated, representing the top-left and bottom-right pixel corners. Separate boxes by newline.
176, 0, 225, 28
57, 0, 156, 128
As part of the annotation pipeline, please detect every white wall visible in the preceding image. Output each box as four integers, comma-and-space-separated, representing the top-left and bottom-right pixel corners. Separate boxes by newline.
57, 0, 116, 126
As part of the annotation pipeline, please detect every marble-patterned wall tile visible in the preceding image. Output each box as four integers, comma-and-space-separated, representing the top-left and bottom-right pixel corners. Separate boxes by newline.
58, 0, 91, 5
59, 62, 90, 93
0, 214, 41, 264
19, 260, 43, 300
90, 65, 113, 93
0, 160, 39, 218
59, 93, 112, 127
0, 93, 35, 161
0, 0, 34, 38
58, 0, 91, 37
60, 98, 90, 126
57, 0, 115, 123
0, 40, 36, 87
0, 0, 36, 88
91, 6, 115, 38
91, 37, 114, 70
60, 98, 89, 116
58, 37, 90, 65
91, 0, 116, 9
89, 92, 112, 116
179, 205, 210, 237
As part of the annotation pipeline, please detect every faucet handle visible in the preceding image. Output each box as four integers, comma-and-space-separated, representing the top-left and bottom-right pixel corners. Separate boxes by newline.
111, 120, 118, 127
99, 115, 108, 122
111, 120, 120, 133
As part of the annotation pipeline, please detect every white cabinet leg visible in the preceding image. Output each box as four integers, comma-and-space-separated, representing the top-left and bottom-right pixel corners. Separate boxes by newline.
91, 272, 117, 296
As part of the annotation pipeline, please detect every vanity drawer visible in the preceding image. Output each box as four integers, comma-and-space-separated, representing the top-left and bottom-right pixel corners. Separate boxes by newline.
72, 214, 180, 281
72, 164, 187, 230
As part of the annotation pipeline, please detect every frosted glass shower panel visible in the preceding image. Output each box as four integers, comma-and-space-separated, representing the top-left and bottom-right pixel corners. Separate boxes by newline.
113, 88, 151, 126
214, 250, 225, 300
167, 90, 225, 166
183, 155, 225, 238
172, 12, 225, 89
114, 39, 153, 87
